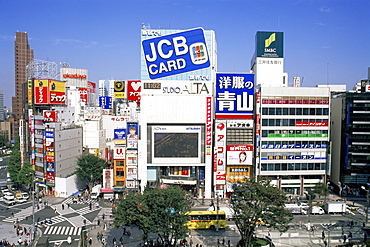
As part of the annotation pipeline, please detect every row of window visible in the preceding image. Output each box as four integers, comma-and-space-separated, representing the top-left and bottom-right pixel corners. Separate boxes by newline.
262, 108, 329, 116
261, 119, 328, 127
262, 130, 328, 138
261, 163, 326, 171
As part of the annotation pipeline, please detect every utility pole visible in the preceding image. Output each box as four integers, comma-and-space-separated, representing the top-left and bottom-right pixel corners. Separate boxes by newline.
361, 184, 370, 224
216, 192, 219, 232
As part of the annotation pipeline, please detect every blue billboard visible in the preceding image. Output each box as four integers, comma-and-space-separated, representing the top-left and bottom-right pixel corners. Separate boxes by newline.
142, 28, 210, 80
99, 96, 112, 109
114, 129, 126, 140
215, 73, 254, 119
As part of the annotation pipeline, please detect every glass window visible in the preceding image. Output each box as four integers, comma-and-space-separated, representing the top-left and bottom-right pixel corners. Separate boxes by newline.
276, 108, 282, 115
315, 163, 321, 170
310, 108, 315, 115
316, 108, 323, 115
301, 163, 307, 170
269, 108, 276, 115
289, 108, 295, 115
283, 108, 289, 115
288, 163, 294, 170
275, 164, 281, 171
116, 171, 124, 177
323, 108, 329, 115
295, 163, 301, 170
262, 130, 268, 137
303, 108, 309, 115
262, 108, 268, 115
283, 119, 289, 126
281, 164, 287, 170
261, 164, 267, 171
296, 108, 302, 115
275, 119, 281, 126
262, 119, 268, 126
268, 164, 274, 171
289, 119, 296, 126
269, 119, 275, 126
308, 163, 314, 170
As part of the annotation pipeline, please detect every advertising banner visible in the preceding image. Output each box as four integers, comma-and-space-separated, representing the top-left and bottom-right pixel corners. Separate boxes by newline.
126, 167, 137, 180
127, 80, 141, 101
126, 153, 137, 165
114, 147, 126, 159
114, 81, 125, 98
84, 107, 102, 120
50, 91, 66, 105
215, 73, 254, 119
78, 88, 88, 103
99, 96, 112, 109
256, 31, 284, 58
127, 122, 139, 150
28, 80, 33, 105
142, 28, 210, 79
103, 169, 113, 190
88, 81, 96, 93
169, 166, 190, 177
46, 162, 55, 173
34, 80, 49, 105
114, 129, 126, 145
226, 145, 253, 165
226, 166, 250, 183
215, 171, 226, 185
214, 120, 227, 172
206, 97, 212, 155
43, 111, 58, 122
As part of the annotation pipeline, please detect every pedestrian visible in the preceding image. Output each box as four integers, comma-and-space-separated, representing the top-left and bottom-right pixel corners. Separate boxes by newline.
62, 204, 64, 210
122, 227, 126, 235
54, 207, 57, 213
217, 239, 220, 246
89, 203, 92, 210
97, 219, 101, 226
11, 212, 14, 218
351, 220, 354, 228
323, 239, 327, 247
341, 228, 344, 236
227, 240, 230, 247
102, 237, 106, 246
322, 231, 325, 239
222, 238, 225, 245
343, 234, 347, 243
67, 203, 70, 209
102, 213, 105, 220
104, 223, 107, 230
88, 237, 92, 245
18, 238, 22, 245
119, 237, 123, 245
113, 237, 117, 246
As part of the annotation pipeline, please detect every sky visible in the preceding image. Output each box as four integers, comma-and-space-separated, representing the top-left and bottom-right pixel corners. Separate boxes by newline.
0, 0, 369, 107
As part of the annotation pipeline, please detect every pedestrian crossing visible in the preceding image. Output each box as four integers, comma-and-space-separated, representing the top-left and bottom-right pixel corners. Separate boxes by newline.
63, 197, 96, 205
43, 225, 81, 236
3, 205, 43, 223
74, 205, 101, 215
0, 165, 7, 169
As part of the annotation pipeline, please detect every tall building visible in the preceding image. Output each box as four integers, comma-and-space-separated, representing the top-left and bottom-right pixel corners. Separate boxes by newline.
0, 90, 4, 121
12, 32, 34, 138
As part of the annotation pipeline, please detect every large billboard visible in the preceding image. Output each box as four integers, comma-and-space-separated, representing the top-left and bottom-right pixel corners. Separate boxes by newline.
34, 79, 66, 105
60, 67, 88, 88
215, 73, 254, 119
142, 28, 210, 80
127, 80, 141, 102
114, 81, 125, 98
256, 31, 283, 58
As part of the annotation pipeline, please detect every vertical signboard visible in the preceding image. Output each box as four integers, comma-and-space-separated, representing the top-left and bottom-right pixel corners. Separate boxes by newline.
34, 80, 49, 105
215, 73, 254, 119
141, 28, 210, 80
103, 169, 113, 190
206, 97, 212, 155
114, 81, 125, 98
127, 122, 139, 150
214, 120, 227, 172
127, 80, 141, 102
78, 88, 88, 103
44, 129, 55, 187
99, 96, 112, 109
28, 80, 33, 105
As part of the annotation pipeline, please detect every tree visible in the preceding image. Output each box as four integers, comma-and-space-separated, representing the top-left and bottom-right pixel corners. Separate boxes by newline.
313, 182, 330, 199
7, 137, 21, 182
113, 186, 193, 246
75, 153, 107, 191
230, 176, 293, 247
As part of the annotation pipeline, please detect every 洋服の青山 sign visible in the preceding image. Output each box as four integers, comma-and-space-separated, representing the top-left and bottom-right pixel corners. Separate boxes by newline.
142, 28, 210, 79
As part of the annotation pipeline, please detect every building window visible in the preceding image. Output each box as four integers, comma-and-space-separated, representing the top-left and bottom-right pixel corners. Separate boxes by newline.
116, 171, 124, 177
116, 161, 124, 167
116, 181, 124, 186
227, 128, 253, 145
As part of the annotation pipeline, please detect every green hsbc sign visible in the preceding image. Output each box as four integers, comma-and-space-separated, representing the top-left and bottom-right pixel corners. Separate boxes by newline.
256, 31, 283, 58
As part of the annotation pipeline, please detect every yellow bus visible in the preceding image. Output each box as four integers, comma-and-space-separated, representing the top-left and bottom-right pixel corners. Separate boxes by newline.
185, 211, 227, 230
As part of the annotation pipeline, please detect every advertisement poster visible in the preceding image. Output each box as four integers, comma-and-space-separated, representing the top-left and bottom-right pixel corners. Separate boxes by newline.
226, 145, 253, 165
127, 123, 139, 150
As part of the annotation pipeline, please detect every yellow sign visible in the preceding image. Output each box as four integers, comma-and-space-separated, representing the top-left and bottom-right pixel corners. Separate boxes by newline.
28, 80, 33, 105
49, 80, 66, 93
114, 81, 125, 98
265, 33, 276, 48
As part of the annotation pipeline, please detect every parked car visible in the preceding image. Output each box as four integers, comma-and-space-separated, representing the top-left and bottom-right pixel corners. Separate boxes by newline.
3, 196, 15, 205
3, 192, 13, 197
15, 197, 27, 204
21, 192, 29, 200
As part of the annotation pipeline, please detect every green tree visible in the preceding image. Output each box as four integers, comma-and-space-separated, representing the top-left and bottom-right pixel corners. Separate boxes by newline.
7, 137, 22, 183
313, 182, 330, 199
75, 153, 107, 191
113, 186, 193, 246
230, 177, 293, 247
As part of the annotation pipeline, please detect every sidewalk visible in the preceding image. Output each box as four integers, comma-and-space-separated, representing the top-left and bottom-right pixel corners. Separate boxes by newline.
0, 222, 34, 247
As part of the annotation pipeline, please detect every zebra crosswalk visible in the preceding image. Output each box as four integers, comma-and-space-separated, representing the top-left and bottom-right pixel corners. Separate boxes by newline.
43, 225, 81, 236
74, 205, 101, 215
63, 197, 97, 205
3, 205, 43, 223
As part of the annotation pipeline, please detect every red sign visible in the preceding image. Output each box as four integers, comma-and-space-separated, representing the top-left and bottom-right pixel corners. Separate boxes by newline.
34, 86, 49, 104
78, 88, 88, 103
206, 97, 212, 148
43, 111, 58, 122
88, 81, 96, 93
50, 91, 66, 104
45, 156, 54, 162
296, 121, 328, 127
63, 73, 86, 79
44, 172, 55, 180
215, 171, 226, 185
127, 80, 141, 101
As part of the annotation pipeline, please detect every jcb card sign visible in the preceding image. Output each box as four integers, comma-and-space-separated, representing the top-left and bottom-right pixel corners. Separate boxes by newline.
142, 28, 210, 80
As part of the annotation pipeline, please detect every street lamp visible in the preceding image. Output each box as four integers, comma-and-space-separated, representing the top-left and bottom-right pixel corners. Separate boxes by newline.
361, 184, 370, 225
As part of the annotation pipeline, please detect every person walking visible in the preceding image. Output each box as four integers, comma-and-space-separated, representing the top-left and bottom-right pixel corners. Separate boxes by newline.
321, 231, 325, 239
343, 234, 347, 243
88, 237, 92, 245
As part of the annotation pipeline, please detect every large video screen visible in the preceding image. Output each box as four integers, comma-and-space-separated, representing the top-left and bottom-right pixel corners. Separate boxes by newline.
150, 125, 203, 164
154, 133, 198, 158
